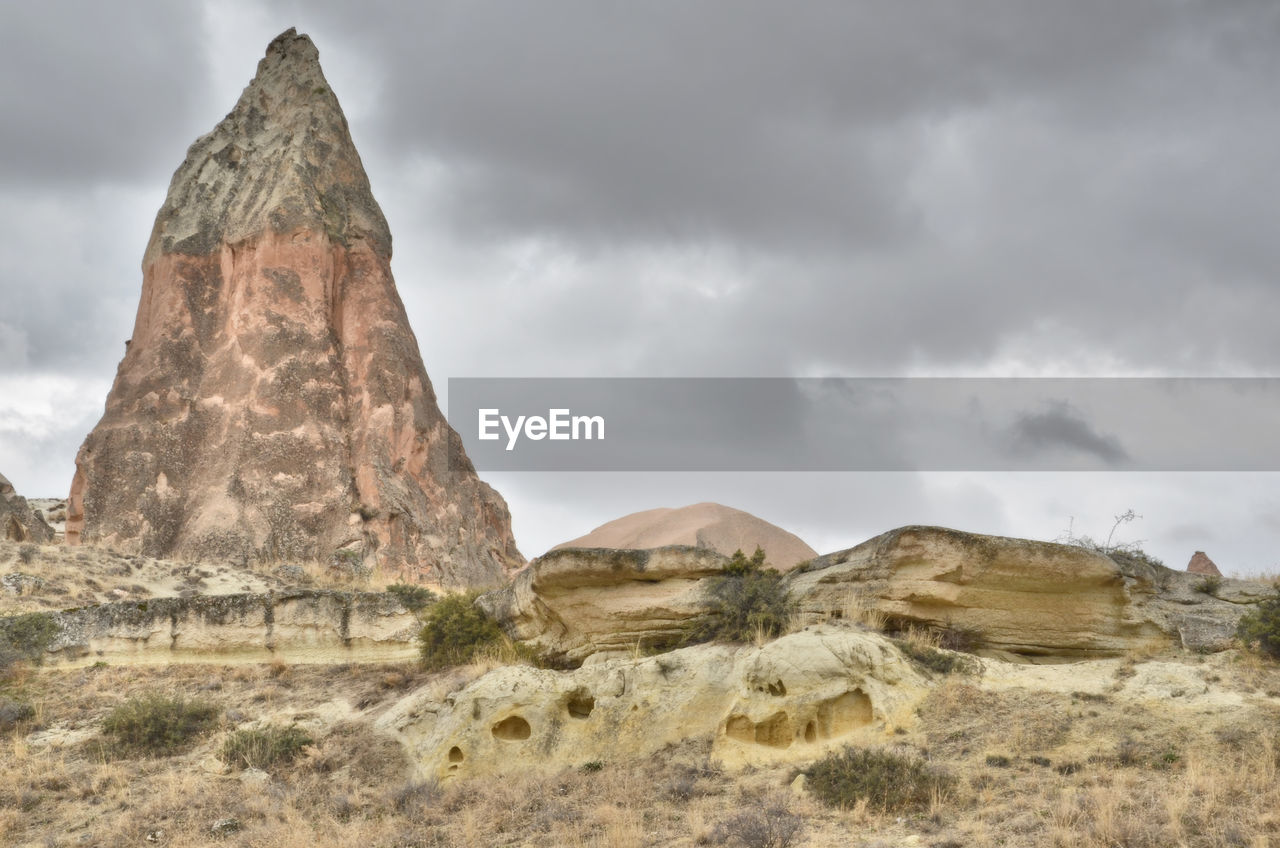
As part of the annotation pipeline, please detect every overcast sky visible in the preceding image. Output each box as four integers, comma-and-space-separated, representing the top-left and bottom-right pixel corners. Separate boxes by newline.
2, 1, 1279, 572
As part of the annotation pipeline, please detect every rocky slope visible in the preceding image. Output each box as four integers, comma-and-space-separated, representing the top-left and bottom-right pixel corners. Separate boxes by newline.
555, 502, 817, 569
66, 29, 520, 587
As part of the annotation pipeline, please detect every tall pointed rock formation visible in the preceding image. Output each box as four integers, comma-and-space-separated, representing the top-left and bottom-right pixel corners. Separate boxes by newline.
67, 29, 522, 586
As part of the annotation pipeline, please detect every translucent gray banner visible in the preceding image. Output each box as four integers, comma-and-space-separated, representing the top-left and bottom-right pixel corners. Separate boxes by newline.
447, 378, 1280, 471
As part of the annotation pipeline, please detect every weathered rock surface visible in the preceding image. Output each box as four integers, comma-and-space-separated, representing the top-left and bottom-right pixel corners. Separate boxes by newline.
380, 625, 927, 780
786, 526, 1262, 658
555, 502, 817, 570
1186, 551, 1222, 576
2, 589, 418, 666
0, 472, 53, 544
480, 546, 728, 664
27, 498, 67, 541
66, 29, 520, 587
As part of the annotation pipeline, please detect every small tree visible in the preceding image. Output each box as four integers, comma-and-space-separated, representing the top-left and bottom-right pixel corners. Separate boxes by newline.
387, 583, 437, 612
418, 592, 505, 670
1236, 588, 1280, 659
685, 547, 794, 645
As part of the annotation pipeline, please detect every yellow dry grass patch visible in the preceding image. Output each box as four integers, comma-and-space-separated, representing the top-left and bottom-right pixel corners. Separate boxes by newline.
4, 642, 1280, 846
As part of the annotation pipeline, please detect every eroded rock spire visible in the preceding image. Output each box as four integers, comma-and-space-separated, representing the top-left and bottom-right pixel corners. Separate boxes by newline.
68, 29, 523, 586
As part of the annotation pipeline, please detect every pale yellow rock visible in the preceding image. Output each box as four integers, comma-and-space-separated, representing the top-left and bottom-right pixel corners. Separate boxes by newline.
786, 525, 1248, 658
379, 625, 928, 781
478, 546, 729, 665
38, 591, 419, 668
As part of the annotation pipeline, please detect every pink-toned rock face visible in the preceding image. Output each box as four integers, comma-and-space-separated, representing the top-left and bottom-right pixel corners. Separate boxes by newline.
1186, 552, 1222, 576
67, 29, 522, 586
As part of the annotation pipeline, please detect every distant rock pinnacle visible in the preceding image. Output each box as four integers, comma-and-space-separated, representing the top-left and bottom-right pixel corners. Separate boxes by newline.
68, 29, 523, 586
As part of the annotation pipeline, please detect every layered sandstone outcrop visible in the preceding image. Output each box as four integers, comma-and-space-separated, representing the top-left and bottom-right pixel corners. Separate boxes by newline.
2, 589, 419, 667
479, 546, 729, 664
786, 526, 1255, 657
488, 526, 1260, 663
555, 502, 817, 570
0, 473, 53, 544
380, 625, 927, 780
66, 30, 520, 586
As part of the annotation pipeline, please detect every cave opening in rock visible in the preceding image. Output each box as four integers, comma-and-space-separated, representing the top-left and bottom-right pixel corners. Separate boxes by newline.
491, 715, 532, 740
567, 692, 595, 719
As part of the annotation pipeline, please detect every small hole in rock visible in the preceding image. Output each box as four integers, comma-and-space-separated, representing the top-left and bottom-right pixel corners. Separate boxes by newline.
492, 715, 532, 741
567, 693, 595, 719
448, 746, 464, 762
804, 721, 817, 743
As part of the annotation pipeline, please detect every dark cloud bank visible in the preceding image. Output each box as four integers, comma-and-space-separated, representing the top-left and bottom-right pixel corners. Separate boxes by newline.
2, 1, 1279, 567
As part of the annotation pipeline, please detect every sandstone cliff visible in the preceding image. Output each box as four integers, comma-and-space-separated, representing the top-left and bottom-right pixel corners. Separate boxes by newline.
0, 472, 53, 544
67, 29, 520, 586
479, 546, 729, 665
2, 589, 418, 667
786, 525, 1259, 657
485, 526, 1264, 664
554, 502, 817, 570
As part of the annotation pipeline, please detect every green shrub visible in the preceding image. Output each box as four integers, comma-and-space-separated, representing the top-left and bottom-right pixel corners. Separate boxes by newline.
685, 548, 795, 645
418, 592, 505, 670
1194, 575, 1223, 595
804, 746, 952, 812
1237, 588, 1280, 659
387, 583, 438, 612
100, 693, 220, 756
0, 611, 59, 668
220, 724, 313, 771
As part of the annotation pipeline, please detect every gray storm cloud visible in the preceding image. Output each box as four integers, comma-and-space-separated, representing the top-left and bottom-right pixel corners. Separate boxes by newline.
2, 1, 1278, 569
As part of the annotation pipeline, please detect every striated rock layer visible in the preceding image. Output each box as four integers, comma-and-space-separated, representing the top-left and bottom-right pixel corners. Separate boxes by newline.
786, 525, 1256, 657
67, 30, 521, 586
480, 546, 730, 665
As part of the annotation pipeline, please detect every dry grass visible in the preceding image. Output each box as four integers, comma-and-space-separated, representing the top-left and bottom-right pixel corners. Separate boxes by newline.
832, 588, 889, 631
3, 643, 1280, 846
0, 540, 290, 615
1226, 570, 1280, 585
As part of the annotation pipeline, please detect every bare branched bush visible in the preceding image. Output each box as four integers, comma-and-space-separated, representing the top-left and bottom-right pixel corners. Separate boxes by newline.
710, 794, 804, 848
